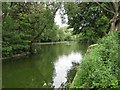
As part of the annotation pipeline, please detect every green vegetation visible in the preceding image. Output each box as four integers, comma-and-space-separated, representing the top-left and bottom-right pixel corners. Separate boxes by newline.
35, 25, 73, 42
64, 2, 120, 88
3, 2, 119, 57
2, 1, 120, 89
65, 2, 120, 43
64, 2, 111, 43
2, 2, 54, 56
2, 2, 73, 57
72, 30, 119, 88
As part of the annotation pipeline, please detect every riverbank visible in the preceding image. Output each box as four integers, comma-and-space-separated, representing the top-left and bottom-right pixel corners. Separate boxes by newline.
33, 41, 69, 45
71, 44, 98, 87
2, 52, 30, 60
2, 41, 71, 60
71, 31, 119, 88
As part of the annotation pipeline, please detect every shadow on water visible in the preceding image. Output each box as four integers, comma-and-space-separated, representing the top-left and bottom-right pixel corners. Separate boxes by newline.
2, 42, 88, 88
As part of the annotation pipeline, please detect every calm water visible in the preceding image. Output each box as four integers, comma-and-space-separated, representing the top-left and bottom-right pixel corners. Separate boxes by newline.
2, 42, 88, 88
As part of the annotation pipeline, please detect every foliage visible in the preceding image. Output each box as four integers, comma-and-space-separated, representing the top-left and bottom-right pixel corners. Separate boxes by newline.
64, 2, 112, 43
72, 31, 119, 88
40, 25, 74, 42
58, 26, 74, 41
2, 2, 56, 57
95, 2, 120, 31
2, 2, 74, 57
40, 24, 59, 42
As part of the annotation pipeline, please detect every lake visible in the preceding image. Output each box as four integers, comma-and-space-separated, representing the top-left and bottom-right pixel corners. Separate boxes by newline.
2, 42, 88, 88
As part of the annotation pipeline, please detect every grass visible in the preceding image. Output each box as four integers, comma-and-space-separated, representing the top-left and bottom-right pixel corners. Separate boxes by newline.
71, 30, 119, 88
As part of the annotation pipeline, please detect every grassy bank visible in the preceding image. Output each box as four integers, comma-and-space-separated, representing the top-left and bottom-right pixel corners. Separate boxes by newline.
71, 30, 119, 88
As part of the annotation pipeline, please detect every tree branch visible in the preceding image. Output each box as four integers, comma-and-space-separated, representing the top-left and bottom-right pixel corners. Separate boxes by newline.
31, 24, 47, 43
113, 2, 119, 13
94, 1, 115, 14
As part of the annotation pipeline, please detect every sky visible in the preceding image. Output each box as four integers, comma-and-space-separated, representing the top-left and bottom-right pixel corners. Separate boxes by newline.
54, 8, 68, 27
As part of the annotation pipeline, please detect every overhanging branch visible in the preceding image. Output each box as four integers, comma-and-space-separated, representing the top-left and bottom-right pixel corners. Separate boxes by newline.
94, 1, 115, 14
31, 24, 47, 43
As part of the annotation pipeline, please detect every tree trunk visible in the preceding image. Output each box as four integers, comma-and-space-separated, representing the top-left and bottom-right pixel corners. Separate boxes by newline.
110, 14, 120, 32
110, 21, 116, 32
115, 19, 120, 31
29, 41, 33, 54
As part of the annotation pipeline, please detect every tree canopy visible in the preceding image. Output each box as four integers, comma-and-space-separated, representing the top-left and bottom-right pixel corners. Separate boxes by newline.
64, 2, 119, 42
2, 2, 58, 56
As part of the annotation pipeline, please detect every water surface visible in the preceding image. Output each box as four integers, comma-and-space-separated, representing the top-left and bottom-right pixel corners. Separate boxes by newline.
2, 42, 88, 88
53, 52, 82, 88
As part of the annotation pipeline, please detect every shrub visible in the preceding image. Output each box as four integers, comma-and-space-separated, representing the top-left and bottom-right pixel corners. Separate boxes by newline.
72, 30, 119, 88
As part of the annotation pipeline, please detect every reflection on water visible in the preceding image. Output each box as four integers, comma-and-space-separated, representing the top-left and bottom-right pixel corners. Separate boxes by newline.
53, 52, 82, 88
3, 42, 88, 88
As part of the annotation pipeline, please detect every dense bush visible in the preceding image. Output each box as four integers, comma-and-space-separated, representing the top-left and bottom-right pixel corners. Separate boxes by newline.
72, 30, 119, 88
2, 2, 55, 57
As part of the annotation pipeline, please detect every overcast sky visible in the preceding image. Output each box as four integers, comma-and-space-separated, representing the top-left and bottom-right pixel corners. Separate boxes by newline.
54, 8, 68, 27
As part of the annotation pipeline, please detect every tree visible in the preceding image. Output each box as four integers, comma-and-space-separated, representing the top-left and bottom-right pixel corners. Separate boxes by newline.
2, 2, 61, 56
28, 2, 61, 52
2, 2, 33, 56
40, 24, 59, 42
95, 1, 120, 32
64, 2, 111, 42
